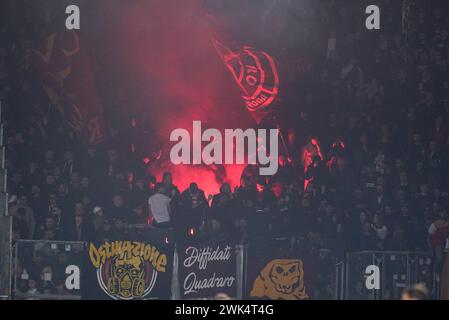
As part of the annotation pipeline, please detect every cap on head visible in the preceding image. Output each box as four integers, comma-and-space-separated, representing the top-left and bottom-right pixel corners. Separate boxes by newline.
93, 206, 103, 216
8, 195, 18, 204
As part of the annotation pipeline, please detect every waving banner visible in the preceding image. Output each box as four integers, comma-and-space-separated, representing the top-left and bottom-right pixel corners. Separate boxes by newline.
32, 31, 106, 144
179, 244, 237, 299
213, 40, 280, 124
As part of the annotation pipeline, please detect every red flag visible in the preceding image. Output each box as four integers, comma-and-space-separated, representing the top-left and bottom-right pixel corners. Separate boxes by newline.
32, 31, 106, 144
213, 40, 280, 124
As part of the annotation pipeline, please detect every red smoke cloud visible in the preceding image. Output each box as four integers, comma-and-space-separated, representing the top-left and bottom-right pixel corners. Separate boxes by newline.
150, 163, 246, 198
98, 0, 255, 195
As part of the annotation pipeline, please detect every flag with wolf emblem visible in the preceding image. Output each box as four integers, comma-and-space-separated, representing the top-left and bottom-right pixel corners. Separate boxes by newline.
213, 40, 280, 124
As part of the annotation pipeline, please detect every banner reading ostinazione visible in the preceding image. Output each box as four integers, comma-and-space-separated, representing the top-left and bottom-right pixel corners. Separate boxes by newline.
84, 240, 173, 300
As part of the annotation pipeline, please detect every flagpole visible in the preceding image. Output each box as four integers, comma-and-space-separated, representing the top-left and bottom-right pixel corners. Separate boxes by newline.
273, 115, 291, 160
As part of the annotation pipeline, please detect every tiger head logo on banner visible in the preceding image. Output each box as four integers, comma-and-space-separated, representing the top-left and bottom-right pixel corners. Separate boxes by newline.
89, 241, 167, 300
250, 259, 308, 300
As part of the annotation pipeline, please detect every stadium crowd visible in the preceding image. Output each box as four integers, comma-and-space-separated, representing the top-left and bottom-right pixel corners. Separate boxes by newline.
1, 0, 449, 298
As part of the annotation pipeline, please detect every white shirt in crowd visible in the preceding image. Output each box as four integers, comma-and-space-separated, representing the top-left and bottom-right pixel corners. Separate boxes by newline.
148, 192, 171, 223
